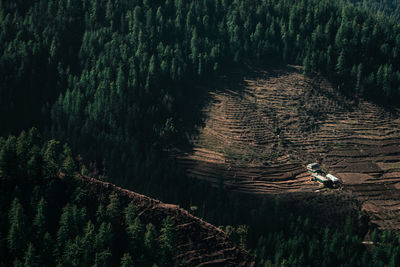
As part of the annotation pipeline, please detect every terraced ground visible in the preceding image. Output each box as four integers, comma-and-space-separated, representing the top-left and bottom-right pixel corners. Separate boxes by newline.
175, 65, 400, 230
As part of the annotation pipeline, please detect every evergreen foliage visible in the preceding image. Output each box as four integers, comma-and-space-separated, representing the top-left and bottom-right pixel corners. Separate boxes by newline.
1, 0, 400, 198
1, 0, 400, 265
0, 130, 174, 266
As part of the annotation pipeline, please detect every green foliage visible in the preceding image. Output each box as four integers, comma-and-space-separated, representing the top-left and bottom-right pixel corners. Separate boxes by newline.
144, 223, 157, 255
159, 217, 176, 267
1, 0, 400, 263
32, 198, 46, 238
348, 0, 400, 21
1, 0, 400, 204
124, 202, 137, 226
8, 198, 26, 256
126, 217, 144, 252
24, 243, 38, 267
120, 253, 134, 267
0, 130, 175, 266
106, 192, 120, 224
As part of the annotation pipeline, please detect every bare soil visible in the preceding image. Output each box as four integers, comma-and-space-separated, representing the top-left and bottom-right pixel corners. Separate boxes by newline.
80, 175, 256, 266
175, 65, 400, 230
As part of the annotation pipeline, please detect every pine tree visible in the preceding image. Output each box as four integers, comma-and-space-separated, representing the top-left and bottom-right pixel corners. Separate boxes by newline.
43, 140, 60, 180
81, 221, 95, 266
159, 217, 175, 266
303, 54, 311, 76
56, 204, 73, 251
23, 243, 38, 267
0, 136, 18, 179
120, 253, 134, 267
62, 237, 82, 267
106, 192, 120, 225
41, 233, 54, 266
61, 144, 76, 179
236, 225, 249, 249
336, 50, 346, 74
356, 63, 363, 93
95, 222, 113, 252
16, 131, 29, 177
126, 217, 144, 252
26, 146, 42, 182
13, 258, 23, 267
27, 128, 40, 149
144, 223, 157, 254
96, 204, 106, 224
8, 198, 26, 256
32, 198, 46, 239
124, 202, 137, 226
93, 250, 112, 267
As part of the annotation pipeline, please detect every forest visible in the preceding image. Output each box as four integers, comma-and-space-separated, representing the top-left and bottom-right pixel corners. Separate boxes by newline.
348, 0, 400, 21
1, 0, 400, 266
1, 130, 400, 266
0, 129, 176, 266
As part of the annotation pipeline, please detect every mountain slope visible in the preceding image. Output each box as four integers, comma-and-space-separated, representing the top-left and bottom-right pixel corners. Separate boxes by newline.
0, 130, 255, 266
176, 65, 400, 230
81, 175, 256, 266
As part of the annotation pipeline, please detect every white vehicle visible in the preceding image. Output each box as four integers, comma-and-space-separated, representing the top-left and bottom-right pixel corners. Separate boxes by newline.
312, 173, 330, 183
326, 174, 339, 183
306, 163, 321, 173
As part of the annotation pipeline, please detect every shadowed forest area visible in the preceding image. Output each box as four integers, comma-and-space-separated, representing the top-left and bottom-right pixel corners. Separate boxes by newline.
1, 0, 400, 266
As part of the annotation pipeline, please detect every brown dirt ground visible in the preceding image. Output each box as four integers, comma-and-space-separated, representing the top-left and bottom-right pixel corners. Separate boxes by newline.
80, 175, 256, 266
174, 65, 400, 230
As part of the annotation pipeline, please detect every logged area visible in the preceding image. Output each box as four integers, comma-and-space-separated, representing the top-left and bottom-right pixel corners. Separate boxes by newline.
81, 176, 255, 266
175, 65, 400, 230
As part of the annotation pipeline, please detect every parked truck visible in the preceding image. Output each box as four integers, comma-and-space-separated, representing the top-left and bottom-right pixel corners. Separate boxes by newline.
307, 163, 340, 187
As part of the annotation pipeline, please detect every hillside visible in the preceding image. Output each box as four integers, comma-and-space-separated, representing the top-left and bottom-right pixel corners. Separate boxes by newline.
2, 0, 400, 265
80, 175, 255, 266
0, 131, 255, 266
176, 65, 400, 230
348, 0, 400, 21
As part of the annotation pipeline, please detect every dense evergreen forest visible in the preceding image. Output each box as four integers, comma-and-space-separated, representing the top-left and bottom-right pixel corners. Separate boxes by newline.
348, 0, 400, 21
1, 0, 400, 180
1, 0, 400, 266
1, 130, 400, 266
0, 129, 176, 266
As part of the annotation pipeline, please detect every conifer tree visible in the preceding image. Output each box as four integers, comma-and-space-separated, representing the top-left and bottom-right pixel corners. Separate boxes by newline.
93, 250, 112, 267
81, 221, 95, 266
144, 223, 157, 254
126, 217, 144, 252
8, 198, 26, 256
61, 144, 76, 179
0, 136, 18, 179
95, 222, 113, 252
43, 140, 60, 180
32, 198, 46, 239
120, 253, 134, 267
106, 192, 120, 224
23, 243, 38, 267
16, 131, 28, 177
159, 217, 175, 266
124, 202, 137, 226
41, 233, 54, 266
96, 204, 106, 224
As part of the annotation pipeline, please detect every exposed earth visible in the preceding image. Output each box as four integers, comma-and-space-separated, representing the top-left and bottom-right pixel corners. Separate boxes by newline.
175, 65, 400, 230
80, 175, 256, 266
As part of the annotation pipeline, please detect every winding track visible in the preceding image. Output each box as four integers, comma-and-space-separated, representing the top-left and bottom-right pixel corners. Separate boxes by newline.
176, 65, 400, 230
